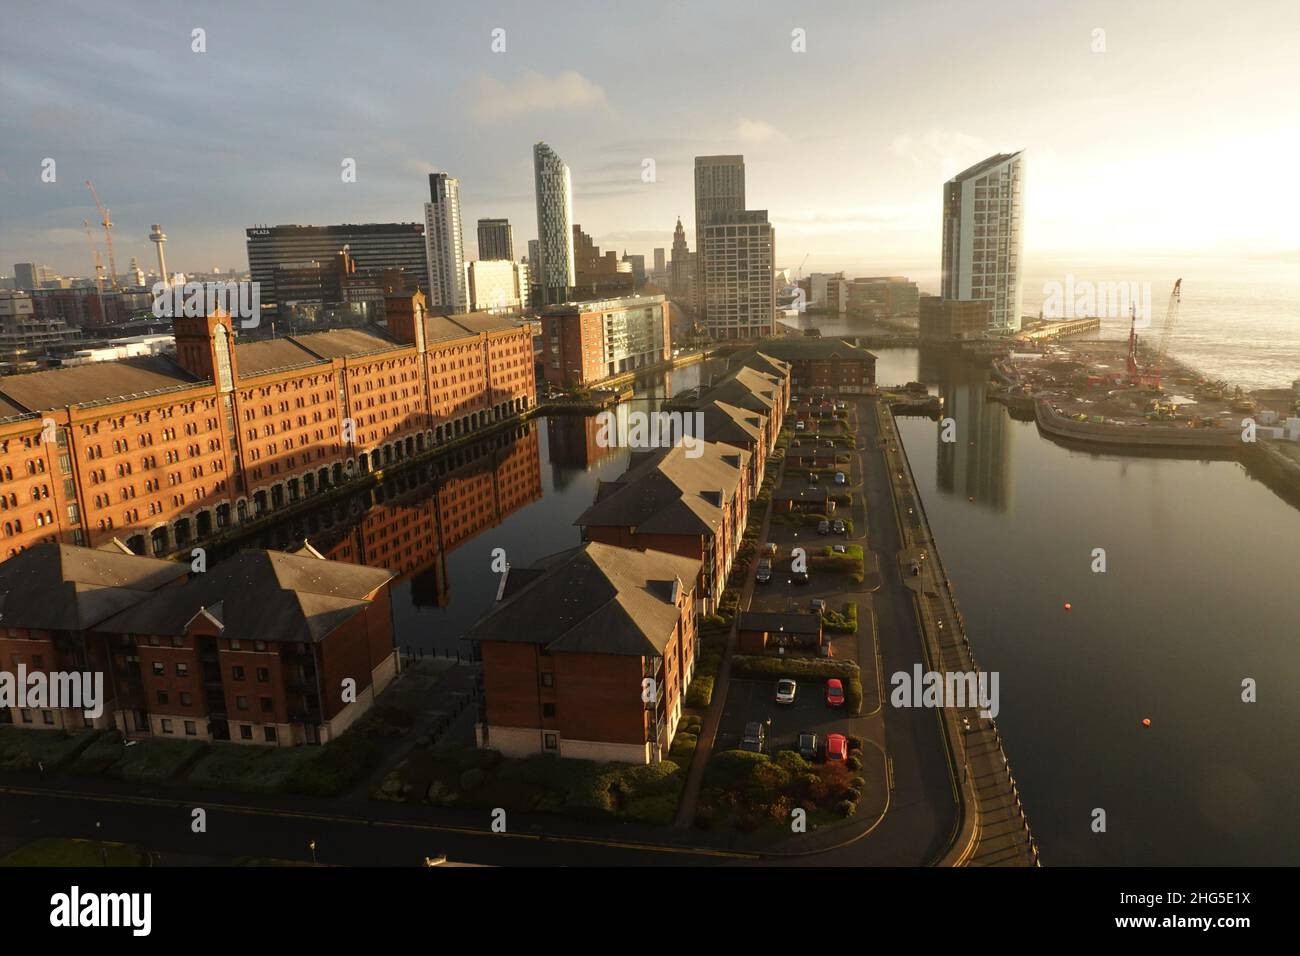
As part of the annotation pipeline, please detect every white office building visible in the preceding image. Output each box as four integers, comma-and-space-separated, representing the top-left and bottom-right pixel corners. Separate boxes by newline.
941, 151, 1025, 333
466, 260, 529, 313
424, 172, 468, 312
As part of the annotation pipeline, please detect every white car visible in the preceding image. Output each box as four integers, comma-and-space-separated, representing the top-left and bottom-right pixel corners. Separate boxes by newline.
834, 471, 847, 485
775, 679, 798, 705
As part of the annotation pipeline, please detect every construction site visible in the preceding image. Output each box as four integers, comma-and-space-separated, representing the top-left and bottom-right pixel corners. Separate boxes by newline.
990, 280, 1300, 445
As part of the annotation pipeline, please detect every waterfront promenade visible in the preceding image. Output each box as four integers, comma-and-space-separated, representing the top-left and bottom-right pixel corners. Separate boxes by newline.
874, 401, 1039, 866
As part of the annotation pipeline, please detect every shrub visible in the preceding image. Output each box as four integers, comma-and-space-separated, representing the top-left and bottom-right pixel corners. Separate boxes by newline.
850, 776, 867, 790
846, 787, 863, 802
459, 767, 485, 791
774, 751, 808, 775
846, 755, 862, 771
837, 799, 857, 817
685, 676, 714, 708
847, 735, 864, 751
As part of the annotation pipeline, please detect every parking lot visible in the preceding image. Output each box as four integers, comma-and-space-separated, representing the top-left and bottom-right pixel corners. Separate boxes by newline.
715, 676, 850, 757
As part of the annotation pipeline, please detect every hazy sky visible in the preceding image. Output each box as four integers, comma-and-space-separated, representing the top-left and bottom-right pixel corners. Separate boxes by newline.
2, 0, 1297, 289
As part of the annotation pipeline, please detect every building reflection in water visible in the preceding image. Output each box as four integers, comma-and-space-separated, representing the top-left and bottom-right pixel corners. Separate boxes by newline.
920, 347, 1013, 513
230, 421, 543, 626
546, 414, 623, 485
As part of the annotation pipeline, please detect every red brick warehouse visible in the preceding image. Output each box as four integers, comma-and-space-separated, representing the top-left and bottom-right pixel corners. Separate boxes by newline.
0, 291, 535, 559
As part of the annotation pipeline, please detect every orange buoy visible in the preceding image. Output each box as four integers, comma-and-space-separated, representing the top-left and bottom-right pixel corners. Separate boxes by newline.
1063, 602, 1072, 610
1142, 718, 1152, 728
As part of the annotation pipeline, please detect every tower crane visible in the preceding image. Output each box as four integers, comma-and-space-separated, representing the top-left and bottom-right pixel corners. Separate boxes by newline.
796, 253, 809, 280
85, 180, 120, 291
81, 219, 107, 325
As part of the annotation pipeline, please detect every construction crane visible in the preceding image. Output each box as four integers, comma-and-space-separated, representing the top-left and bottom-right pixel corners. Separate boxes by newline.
796, 253, 809, 280
1152, 278, 1182, 380
1125, 278, 1182, 390
85, 180, 120, 291
81, 219, 107, 325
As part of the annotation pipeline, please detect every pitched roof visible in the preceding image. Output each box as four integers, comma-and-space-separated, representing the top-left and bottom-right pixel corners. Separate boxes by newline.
697, 400, 763, 446
234, 338, 327, 376
575, 440, 748, 536
733, 337, 877, 363
96, 549, 394, 643
468, 541, 698, 656
447, 311, 523, 335
0, 543, 189, 631
289, 328, 403, 360
0, 355, 197, 412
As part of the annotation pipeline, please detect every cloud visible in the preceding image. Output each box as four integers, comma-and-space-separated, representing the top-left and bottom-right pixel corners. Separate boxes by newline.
736, 118, 782, 144
468, 71, 609, 122
891, 130, 998, 180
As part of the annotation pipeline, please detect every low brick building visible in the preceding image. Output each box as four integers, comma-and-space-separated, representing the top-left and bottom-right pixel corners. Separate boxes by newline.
577, 440, 750, 614
469, 541, 700, 764
0, 542, 188, 730
736, 611, 823, 653
96, 548, 395, 745
732, 338, 876, 394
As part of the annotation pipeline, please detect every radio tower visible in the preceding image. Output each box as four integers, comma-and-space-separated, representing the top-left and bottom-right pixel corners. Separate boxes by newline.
149, 224, 169, 287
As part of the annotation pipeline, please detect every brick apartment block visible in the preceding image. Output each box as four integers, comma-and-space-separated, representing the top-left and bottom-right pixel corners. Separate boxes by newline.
470, 541, 700, 764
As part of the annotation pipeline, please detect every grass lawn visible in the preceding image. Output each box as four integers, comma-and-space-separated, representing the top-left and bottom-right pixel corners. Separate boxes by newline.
353, 658, 457, 738
68, 736, 208, 784
0, 727, 104, 772
378, 746, 686, 826
0, 838, 147, 867
187, 732, 377, 797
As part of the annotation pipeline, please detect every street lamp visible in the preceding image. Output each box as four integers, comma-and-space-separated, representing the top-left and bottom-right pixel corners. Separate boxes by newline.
308, 840, 317, 864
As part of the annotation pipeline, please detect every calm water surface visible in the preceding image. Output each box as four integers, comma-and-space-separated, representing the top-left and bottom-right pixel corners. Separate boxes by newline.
242, 347, 1299, 864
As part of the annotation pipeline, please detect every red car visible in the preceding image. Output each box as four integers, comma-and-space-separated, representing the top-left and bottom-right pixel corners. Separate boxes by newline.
825, 678, 845, 708
825, 733, 848, 761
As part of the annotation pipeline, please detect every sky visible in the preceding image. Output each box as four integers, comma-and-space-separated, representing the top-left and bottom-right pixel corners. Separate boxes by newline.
2, 0, 1298, 291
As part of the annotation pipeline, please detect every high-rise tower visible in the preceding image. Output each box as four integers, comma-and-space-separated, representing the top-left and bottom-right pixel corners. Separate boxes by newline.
533, 142, 575, 306
424, 172, 468, 312
941, 151, 1024, 333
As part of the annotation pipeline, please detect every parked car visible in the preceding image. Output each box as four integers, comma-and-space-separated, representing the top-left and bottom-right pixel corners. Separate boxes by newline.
832, 544, 847, 554
798, 732, 819, 761
775, 678, 797, 705
834, 471, 847, 485
818, 642, 834, 658
763, 542, 778, 558
832, 519, 847, 534
792, 570, 809, 586
836, 401, 847, 411
817, 519, 830, 534
808, 473, 819, 485
756, 560, 772, 584
741, 721, 767, 753
811, 598, 827, 613
825, 733, 848, 761
795, 420, 806, 431
825, 678, 845, 708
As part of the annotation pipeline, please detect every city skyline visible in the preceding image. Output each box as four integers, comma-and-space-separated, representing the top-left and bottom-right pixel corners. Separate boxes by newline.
4, 0, 1297, 283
